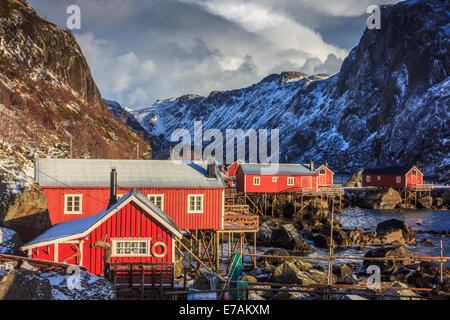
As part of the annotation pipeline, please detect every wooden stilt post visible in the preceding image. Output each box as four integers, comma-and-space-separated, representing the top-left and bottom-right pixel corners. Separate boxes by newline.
253, 231, 257, 269
216, 232, 220, 273
228, 232, 231, 260
440, 240, 444, 284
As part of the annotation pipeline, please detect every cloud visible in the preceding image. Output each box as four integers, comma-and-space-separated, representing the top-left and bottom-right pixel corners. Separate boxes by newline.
28, 0, 400, 108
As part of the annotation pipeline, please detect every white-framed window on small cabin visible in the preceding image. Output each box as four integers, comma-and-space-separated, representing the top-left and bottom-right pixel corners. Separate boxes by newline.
396, 176, 402, 184
366, 175, 371, 183
188, 194, 204, 213
253, 177, 261, 185
64, 194, 82, 214
111, 239, 150, 257
377, 176, 381, 181
319, 168, 326, 175
272, 177, 278, 183
412, 170, 417, 176
287, 177, 295, 186
147, 194, 165, 211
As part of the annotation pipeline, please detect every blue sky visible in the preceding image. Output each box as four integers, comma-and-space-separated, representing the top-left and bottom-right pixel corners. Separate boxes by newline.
28, 0, 403, 109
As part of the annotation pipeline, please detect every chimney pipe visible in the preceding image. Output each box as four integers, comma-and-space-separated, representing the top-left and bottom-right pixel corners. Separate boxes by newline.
207, 156, 216, 179
310, 161, 314, 172
107, 168, 118, 209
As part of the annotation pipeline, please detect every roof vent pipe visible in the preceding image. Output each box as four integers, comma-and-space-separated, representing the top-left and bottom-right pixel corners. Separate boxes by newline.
107, 168, 118, 209
310, 161, 314, 172
207, 156, 216, 179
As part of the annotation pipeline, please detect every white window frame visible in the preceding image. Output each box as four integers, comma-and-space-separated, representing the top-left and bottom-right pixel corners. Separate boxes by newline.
319, 168, 326, 175
253, 177, 261, 186
272, 177, 278, 183
396, 176, 401, 184
111, 239, 151, 257
147, 194, 165, 211
366, 175, 371, 183
187, 194, 204, 213
412, 170, 417, 176
377, 176, 381, 181
287, 177, 295, 186
64, 194, 83, 215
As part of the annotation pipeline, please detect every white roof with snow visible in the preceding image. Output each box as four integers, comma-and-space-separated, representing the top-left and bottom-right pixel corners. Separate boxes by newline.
35, 159, 226, 188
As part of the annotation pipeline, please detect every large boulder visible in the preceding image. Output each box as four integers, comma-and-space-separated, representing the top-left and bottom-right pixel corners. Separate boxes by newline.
256, 220, 278, 246
376, 219, 416, 244
417, 196, 433, 209
258, 248, 292, 269
0, 261, 116, 300
314, 224, 351, 248
1, 184, 51, 243
407, 262, 450, 289
0, 227, 22, 254
345, 171, 363, 187
0, 268, 52, 300
363, 245, 414, 275
366, 188, 402, 210
270, 262, 316, 286
271, 224, 315, 253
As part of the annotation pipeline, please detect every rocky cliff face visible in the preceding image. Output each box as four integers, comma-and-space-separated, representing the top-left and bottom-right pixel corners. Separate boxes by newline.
0, 0, 151, 231
131, 0, 449, 182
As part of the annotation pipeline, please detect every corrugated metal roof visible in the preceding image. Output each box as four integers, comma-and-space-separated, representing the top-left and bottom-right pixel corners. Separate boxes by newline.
362, 166, 416, 175
35, 159, 226, 188
239, 163, 317, 175
23, 189, 182, 247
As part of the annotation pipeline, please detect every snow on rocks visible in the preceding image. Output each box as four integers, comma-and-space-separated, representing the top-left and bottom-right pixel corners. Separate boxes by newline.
0, 261, 116, 300
0, 227, 21, 254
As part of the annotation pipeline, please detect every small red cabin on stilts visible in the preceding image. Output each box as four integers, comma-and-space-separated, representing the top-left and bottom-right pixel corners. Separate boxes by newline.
316, 165, 334, 186
362, 165, 423, 188
236, 163, 319, 193
21, 189, 183, 276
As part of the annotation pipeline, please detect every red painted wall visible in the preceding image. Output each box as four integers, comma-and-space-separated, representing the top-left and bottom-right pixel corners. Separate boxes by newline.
235, 168, 318, 193
362, 167, 423, 188
317, 166, 333, 185
32, 202, 175, 275
42, 187, 224, 230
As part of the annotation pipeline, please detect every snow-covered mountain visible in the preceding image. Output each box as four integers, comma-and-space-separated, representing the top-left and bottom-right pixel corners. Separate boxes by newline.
127, 0, 449, 181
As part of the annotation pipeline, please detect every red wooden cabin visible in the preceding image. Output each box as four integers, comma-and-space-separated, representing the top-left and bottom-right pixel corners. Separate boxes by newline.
316, 165, 334, 185
235, 163, 318, 193
21, 189, 183, 276
362, 165, 423, 188
35, 159, 226, 230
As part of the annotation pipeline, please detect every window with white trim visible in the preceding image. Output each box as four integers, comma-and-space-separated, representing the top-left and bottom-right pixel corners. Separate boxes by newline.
319, 168, 326, 175
272, 177, 278, 182
64, 194, 82, 214
366, 176, 371, 182
396, 176, 401, 184
188, 194, 204, 213
287, 177, 295, 186
147, 194, 164, 210
377, 176, 381, 181
253, 177, 260, 185
112, 239, 150, 257
412, 170, 417, 176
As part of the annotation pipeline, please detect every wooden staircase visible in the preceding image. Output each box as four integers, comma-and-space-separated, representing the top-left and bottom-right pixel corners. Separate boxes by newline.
223, 189, 259, 231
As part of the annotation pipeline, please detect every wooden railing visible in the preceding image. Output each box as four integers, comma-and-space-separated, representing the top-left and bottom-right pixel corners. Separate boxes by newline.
224, 204, 250, 215
223, 214, 259, 231
319, 184, 344, 195
407, 184, 434, 191
108, 262, 174, 287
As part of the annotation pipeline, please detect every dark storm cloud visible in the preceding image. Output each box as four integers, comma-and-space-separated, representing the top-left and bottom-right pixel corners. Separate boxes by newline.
27, 0, 405, 109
